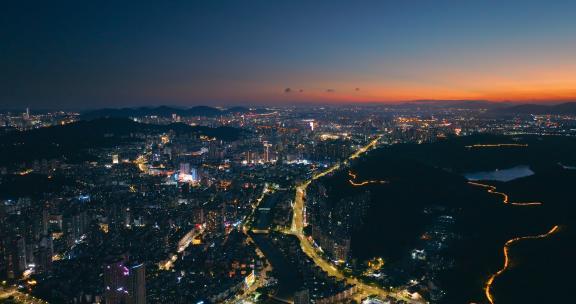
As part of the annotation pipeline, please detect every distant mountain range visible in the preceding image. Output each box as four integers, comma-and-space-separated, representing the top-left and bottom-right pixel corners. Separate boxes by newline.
391, 100, 513, 110
0, 118, 244, 167
491, 102, 576, 115
400, 100, 576, 114
81, 106, 268, 119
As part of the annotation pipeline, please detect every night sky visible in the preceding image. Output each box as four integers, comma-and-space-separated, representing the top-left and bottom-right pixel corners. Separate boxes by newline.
2, 0, 576, 109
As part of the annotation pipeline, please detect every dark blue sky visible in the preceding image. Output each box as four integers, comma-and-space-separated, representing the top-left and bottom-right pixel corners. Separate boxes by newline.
2, 0, 576, 109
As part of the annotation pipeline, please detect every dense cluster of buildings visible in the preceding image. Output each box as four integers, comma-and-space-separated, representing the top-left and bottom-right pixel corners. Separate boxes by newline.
1, 105, 575, 303
0, 108, 78, 132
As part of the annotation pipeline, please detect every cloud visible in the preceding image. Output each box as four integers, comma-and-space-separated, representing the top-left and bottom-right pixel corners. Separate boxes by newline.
325, 89, 335, 93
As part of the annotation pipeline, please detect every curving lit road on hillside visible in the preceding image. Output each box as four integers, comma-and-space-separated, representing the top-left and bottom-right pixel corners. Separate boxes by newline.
468, 181, 559, 304
348, 170, 388, 187
468, 181, 542, 206
484, 225, 559, 304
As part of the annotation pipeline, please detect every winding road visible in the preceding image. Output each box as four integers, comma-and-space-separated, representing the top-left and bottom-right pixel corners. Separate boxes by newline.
348, 170, 388, 186
468, 181, 560, 304
468, 181, 542, 206
483, 225, 559, 304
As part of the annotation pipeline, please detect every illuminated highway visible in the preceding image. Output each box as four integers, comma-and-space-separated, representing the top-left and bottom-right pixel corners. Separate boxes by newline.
484, 225, 559, 304
288, 135, 425, 304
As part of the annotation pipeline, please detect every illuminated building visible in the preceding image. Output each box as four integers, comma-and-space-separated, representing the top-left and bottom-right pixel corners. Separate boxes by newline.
67, 211, 88, 246
206, 209, 223, 234
104, 259, 129, 304
2, 235, 27, 279
179, 162, 190, 174
128, 263, 146, 304
104, 259, 146, 304
112, 154, 119, 164
190, 167, 200, 184
245, 150, 253, 164
263, 141, 271, 163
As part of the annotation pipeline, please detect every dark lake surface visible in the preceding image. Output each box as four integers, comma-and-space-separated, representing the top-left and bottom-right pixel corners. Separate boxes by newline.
464, 165, 534, 182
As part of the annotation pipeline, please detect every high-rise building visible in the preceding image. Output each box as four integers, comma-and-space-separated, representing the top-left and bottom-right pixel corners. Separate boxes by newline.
15, 236, 27, 273
1, 236, 28, 279
42, 208, 49, 235
124, 208, 131, 228
104, 258, 146, 304
179, 162, 190, 174
104, 259, 130, 304
246, 150, 252, 164
190, 167, 200, 185
127, 263, 146, 304
67, 211, 88, 245
263, 141, 271, 163
192, 207, 204, 225
294, 289, 310, 304
36, 235, 53, 274
205, 209, 223, 234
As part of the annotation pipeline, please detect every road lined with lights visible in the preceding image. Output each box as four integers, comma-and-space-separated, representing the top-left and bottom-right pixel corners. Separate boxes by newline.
468, 181, 542, 206
468, 181, 559, 304
288, 135, 424, 304
484, 225, 559, 304
348, 170, 388, 187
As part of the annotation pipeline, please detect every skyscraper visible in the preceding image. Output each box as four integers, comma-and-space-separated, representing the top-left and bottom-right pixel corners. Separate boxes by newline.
15, 236, 27, 273
104, 258, 146, 304
104, 259, 130, 304
127, 263, 146, 304
179, 162, 190, 174
263, 141, 271, 163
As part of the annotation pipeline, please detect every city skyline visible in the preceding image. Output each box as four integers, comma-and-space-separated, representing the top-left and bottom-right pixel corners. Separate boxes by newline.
1, 2, 575, 304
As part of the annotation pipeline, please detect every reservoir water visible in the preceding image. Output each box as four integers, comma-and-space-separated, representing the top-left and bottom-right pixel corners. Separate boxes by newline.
464, 165, 534, 182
